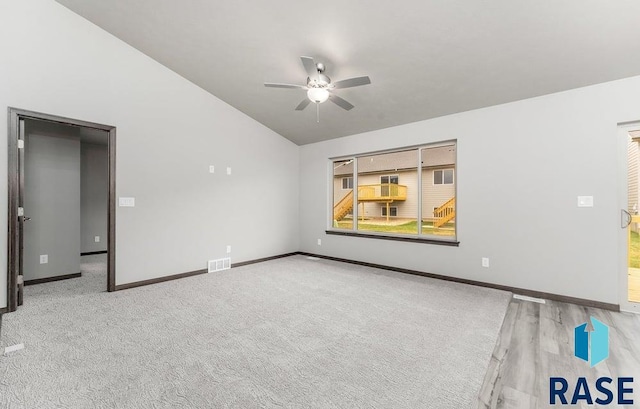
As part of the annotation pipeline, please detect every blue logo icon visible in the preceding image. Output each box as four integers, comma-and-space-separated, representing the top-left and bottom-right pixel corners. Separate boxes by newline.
549, 318, 633, 406
574, 316, 609, 367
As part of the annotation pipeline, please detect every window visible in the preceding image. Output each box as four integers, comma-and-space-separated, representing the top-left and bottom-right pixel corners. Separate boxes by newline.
381, 206, 398, 217
330, 141, 456, 242
380, 175, 399, 184
433, 169, 454, 185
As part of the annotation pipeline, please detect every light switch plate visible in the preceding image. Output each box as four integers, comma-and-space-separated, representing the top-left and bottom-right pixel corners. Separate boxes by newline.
577, 196, 594, 207
226, 167, 232, 175
226, 245, 231, 254
40, 254, 48, 264
119, 197, 135, 207
209, 165, 215, 174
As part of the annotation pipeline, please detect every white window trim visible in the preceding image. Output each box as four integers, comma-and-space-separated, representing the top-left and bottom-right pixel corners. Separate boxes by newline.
433, 168, 455, 186
381, 206, 398, 217
380, 174, 399, 184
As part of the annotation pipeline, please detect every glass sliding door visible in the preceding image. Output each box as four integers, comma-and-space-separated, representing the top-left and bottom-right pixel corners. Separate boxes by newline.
627, 130, 640, 305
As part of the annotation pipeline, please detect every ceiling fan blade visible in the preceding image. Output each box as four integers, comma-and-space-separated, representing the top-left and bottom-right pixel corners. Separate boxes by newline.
264, 83, 306, 89
329, 94, 354, 111
301, 56, 318, 80
332, 76, 371, 89
295, 98, 312, 111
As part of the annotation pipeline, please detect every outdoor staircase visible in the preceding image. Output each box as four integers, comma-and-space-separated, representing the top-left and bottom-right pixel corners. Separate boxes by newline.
333, 190, 354, 221
433, 197, 456, 228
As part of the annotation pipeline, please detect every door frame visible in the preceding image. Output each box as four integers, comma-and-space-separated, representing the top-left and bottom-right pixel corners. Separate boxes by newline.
6, 107, 117, 312
618, 120, 640, 313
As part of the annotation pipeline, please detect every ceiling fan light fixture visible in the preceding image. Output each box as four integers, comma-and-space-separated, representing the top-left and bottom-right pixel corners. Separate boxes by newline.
307, 87, 329, 103
265, 56, 370, 114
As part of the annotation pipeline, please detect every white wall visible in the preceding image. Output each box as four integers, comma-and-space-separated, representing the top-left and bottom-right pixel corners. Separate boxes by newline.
81, 142, 108, 254
3, 0, 639, 310
24, 130, 81, 281
300, 76, 640, 305
0, 0, 300, 308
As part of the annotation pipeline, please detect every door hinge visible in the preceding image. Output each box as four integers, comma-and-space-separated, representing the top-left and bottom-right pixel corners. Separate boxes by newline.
18, 207, 24, 217
17, 275, 23, 285
18, 139, 24, 149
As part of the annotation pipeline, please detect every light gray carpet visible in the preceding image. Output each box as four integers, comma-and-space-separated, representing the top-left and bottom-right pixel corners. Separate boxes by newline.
0, 254, 510, 409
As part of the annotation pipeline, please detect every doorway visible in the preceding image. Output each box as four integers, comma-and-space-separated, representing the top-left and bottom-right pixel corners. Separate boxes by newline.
7, 108, 116, 313
620, 122, 640, 313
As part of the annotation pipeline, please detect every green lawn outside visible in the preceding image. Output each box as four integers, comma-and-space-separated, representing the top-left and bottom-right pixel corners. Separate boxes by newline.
335, 220, 455, 236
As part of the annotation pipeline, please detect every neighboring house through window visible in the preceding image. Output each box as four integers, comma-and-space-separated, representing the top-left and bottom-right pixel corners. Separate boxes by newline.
342, 177, 353, 189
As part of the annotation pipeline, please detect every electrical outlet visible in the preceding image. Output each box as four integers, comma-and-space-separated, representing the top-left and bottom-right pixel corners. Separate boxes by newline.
40, 254, 48, 264
317, 239, 322, 246
94, 236, 100, 243
209, 165, 215, 174
482, 257, 490, 268
226, 245, 231, 254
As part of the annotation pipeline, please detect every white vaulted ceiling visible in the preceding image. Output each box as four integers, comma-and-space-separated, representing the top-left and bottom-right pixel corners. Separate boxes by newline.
56, 0, 640, 145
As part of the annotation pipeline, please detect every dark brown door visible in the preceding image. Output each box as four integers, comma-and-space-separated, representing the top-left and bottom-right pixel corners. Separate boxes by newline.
7, 108, 117, 311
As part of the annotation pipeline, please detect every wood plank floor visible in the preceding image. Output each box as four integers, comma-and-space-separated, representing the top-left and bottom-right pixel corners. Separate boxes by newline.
478, 298, 640, 409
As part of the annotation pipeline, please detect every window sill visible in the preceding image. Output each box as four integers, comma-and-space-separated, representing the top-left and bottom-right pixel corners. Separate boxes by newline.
325, 230, 460, 246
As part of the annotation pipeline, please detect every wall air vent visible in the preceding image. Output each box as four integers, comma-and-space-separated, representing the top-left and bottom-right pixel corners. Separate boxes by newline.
208, 257, 231, 273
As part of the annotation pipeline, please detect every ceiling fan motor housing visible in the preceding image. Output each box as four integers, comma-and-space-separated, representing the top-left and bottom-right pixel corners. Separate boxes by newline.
308, 73, 331, 88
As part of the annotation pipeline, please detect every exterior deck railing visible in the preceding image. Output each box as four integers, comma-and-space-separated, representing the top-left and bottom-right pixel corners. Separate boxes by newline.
357, 184, 407, 201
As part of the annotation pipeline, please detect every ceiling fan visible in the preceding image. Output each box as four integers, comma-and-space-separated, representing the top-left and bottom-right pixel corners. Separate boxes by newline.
264, 56, 371, 122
